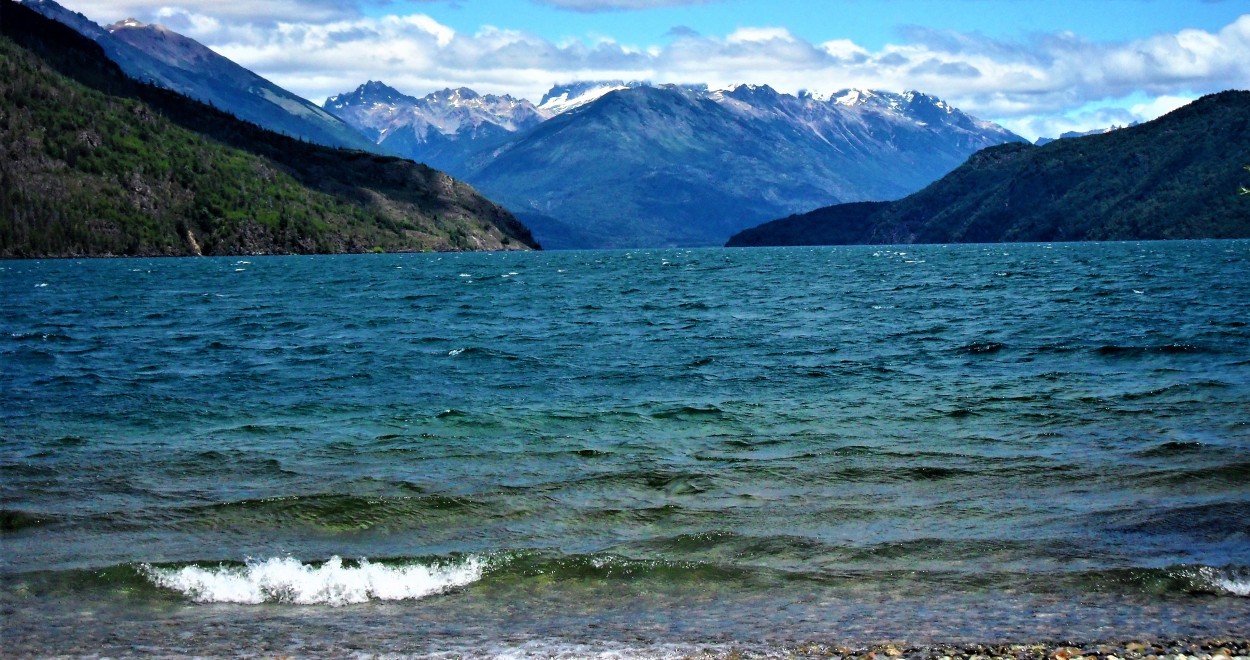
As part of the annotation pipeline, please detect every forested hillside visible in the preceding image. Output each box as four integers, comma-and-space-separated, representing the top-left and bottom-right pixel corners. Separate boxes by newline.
728, 91, 1250, 247
0, 0, 537, 257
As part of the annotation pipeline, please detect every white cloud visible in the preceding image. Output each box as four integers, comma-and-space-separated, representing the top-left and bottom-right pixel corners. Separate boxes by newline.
534, 0, 722, 11
50, 0, 1250, 137
726, 27, 795, 44
1131, 94, 1197, 119
995, 93, 1203, 141
55, 0, 376, 24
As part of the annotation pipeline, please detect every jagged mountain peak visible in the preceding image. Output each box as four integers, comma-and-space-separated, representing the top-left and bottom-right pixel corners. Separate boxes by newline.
538, 80, 649, 114
431, 86, 483, 101
325, 80, 417, 110
322, 81, 549, 166
721, 83, 780, 95
108, 17, 146, 30
1034, 121, 1140, 146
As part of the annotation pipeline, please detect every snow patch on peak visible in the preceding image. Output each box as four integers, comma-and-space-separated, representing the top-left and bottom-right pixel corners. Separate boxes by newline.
830, 89, 876, 106
324, 81, 549, 146
539, 81, 646, 115
109, 17, 146, 31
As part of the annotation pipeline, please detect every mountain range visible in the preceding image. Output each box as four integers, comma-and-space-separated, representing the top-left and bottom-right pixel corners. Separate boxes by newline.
323, 82, 548, 175
23, 0, 1222, 254
1034, 123, 1138, 146
326, 80, 1026, 248
0, 0, 537, 257
17, 0, 379, 153
726, 90, 1250, 247
17, 0, 1030, 250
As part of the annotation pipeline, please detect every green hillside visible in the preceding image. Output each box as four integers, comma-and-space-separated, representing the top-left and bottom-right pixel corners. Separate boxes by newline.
0, 0, 537, 257
728, 91, 1250, 247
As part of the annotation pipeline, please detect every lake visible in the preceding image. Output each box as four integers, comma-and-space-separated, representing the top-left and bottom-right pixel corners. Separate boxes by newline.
3, 241, 1249, 656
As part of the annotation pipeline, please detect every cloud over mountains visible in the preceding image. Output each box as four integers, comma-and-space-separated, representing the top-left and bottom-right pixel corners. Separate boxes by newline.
50, 0, 1250, 139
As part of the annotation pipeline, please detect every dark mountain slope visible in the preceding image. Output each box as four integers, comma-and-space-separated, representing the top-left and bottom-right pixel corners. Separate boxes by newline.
728, 91, 1250, 247
19, 0, 378, 153
459, 85, 1022, 249
465, 86, 842, 248
0, 0, 537, 257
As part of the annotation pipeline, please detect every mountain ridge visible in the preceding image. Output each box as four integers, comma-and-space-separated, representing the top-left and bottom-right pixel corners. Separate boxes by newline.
327, 79, 1025, 248
324, 80, 548, 174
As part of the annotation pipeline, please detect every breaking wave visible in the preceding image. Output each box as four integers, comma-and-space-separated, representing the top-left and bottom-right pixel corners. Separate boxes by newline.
144, 555, 485, 606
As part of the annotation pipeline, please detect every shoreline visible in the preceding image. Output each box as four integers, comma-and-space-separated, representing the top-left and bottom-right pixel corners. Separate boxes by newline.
4, 634, 1249, 659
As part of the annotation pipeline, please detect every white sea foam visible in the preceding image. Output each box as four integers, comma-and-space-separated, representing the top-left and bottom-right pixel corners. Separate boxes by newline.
1216, 577, 1250, 596
1187, 565, 1250, 597
430, 640, 721, 659
1203, 567, 1250, 596
145, 555, 485, 606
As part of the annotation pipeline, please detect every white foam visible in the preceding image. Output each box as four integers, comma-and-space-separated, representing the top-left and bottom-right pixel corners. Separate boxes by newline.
1205, 569, 1250, 597
145, 555, 485, 606
1190, 565, 1250, 597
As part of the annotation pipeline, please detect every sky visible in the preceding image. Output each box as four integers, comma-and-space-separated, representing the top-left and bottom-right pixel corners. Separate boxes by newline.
51, 0, 1250, 140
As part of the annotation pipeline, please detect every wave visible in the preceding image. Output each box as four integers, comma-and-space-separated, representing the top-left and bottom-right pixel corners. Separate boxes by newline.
650, 405, 727, 420
1095, 343, 1211, 357
1097, 564, 1250, 598
144, 555, 485, 606
445, 346, 537, 363
0, 509, 58, 532
956, 341, 1006, 355
1133, 440, 1208, 457
1186, 564, 1250, 597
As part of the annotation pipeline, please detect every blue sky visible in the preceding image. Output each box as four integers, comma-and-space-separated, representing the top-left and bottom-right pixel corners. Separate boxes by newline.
380, 0, 1244, 52
52, 0, 1250, 139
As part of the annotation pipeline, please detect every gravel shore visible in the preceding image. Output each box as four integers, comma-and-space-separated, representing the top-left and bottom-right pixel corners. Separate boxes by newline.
681, 639, 1250, 660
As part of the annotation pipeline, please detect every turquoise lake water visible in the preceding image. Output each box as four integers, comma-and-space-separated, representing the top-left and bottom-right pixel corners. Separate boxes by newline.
2, 242, 1248, 655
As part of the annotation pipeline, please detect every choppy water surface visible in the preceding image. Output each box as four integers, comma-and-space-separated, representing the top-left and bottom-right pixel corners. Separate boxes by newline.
3, 242, 1249, 655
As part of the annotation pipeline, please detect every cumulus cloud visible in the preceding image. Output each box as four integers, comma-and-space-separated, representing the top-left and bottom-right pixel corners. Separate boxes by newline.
534, 0, 722, 11
51, 0, 1250, 139
56, 0, 383, 24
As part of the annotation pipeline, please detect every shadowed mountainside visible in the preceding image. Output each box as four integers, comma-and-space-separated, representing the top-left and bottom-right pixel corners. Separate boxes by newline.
0, 0, 538, 257
728, 91, 1250, 247
19, 0, 379, 153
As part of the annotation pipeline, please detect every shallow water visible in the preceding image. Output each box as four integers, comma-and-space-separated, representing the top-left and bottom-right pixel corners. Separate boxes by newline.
2, 241, 1249, 654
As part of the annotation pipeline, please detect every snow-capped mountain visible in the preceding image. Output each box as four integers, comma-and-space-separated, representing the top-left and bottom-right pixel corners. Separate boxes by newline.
463, 83, 1025, 248
1034, 122, 1139, 146
18, 0, 378, 152
708, 84, 1019, 154
537, 80, 649, 114
323, 81, 548, 172
325, 79, 1024, 248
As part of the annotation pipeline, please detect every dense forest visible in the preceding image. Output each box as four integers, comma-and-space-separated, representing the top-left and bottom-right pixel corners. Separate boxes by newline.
728, 91, 1250, 247
0, 0, 538, 257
